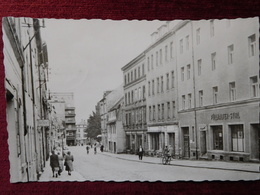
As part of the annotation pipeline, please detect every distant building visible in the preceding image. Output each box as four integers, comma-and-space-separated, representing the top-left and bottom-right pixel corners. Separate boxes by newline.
49, 92, 76, 146
107, 97, 125, 153
76, 120, 87, 146
3, 17, 49, 182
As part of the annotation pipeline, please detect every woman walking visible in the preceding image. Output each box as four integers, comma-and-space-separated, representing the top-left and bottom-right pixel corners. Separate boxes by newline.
64, 151, 74, 176
57, 152, 64, 175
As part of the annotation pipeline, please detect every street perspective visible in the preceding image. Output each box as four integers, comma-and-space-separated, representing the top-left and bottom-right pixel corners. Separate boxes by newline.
2, 17, 260, 183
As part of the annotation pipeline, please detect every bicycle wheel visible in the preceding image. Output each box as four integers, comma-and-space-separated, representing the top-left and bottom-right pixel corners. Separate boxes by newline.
162, 156, 167, 165
167, 157, 171, 165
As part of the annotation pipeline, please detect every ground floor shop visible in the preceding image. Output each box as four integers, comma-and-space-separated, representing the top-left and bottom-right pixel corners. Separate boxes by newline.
125, 130, 147, 154
147, 125, 180, 158
179, 100, 260, 162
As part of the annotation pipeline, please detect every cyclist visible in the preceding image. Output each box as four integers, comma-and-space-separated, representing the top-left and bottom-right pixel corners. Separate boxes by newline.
163, 146, 171, 161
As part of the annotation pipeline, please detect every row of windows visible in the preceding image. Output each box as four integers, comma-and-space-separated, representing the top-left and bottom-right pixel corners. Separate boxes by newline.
147, 41, 174, 71
180, 76, 258, 110
148, 71, 175, 96
125, 85, 145, 105
148, 101, 176, 122
125, 107, 146, 126
124, 64, 145, 85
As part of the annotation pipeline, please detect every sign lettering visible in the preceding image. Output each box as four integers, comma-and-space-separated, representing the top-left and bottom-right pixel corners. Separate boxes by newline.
211, 112, 240, 121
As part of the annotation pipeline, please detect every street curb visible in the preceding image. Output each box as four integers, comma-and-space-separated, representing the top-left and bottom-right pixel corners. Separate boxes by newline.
101, 153, 260, 174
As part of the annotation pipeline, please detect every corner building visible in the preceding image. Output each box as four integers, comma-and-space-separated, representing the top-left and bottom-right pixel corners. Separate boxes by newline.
121, 53, 147, 153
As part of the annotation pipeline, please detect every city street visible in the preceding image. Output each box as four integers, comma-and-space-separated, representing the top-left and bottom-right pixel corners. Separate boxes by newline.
39, 146, 260, 182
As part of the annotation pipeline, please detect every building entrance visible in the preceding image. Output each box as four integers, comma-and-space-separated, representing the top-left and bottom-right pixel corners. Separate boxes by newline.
200, 131, 207, 155
250, 124, 260, 160
182, 127, 190, 158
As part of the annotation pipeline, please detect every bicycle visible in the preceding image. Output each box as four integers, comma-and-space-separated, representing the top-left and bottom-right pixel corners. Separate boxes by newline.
161, 154, 171, 165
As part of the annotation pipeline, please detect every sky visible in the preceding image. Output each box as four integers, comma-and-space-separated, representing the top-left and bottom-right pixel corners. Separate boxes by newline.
41, 19, 165, 123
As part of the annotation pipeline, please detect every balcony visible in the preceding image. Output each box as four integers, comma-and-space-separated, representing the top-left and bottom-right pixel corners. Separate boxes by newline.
65, 118, 76, 124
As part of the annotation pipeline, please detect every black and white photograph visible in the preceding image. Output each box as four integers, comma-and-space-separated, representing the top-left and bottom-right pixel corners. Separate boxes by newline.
2, 17, 260, 183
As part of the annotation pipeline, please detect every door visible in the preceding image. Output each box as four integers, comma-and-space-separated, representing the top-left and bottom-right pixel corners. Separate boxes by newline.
200, 131, 207, 155
183, 127, 190, 158
168, 133, 175, 156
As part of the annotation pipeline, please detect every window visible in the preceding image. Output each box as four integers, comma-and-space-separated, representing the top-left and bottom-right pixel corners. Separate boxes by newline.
148, 81, 151, 96
229, 82, 236, 101
134, 89, 137, 102
181, 67, 184, 81
153, 105, 156, 121
213, 86, 218, 104
143, 85, 146, 99
182, 95, 185, 110
131, 71, 133, 82
157, 77, 160, 93
128, 73, 130, 83
147, 57, 150, 71
170, 41, 173, 59
198, 59, 202, 76
156, 51, 159, 66
188, 93, 192, 108
211, 52, 216, 70
167, 102, 170, 119
187, 64, 191, 80
142, 64, 145, 75
125, 93, 127, 105
134, 69, 137, 80
186, 35, 189, 50
166, 73, 169, 90
172, 101, 176, 118
149, 106, 152, 121
138, 67, 140, 78
228, 44, 234, 64
248, 34, 256, 57
161, 104, 164, 120
160, 49, 162, 65
212, 126, 223, 150
151, 54, 154, 69
250, 76, 259, 97
196, 28, 200, 45
128, 92, 130, 104
171, 71, 175, 88
231, 125, 244, 152
161, 76, 164, 93
180, 39, 183, 54
165, 45, 168, 62
138, 87, 141, 100
152, 80, 155, 95
158, 104, 161, 120
191, 126, 195, 142
199, 90, 203, 106
131, 90, 134, 103
124, 75, 127, 85
210, 20, 214, 37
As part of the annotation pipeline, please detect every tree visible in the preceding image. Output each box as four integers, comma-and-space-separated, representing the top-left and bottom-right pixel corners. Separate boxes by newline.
86, 111, 101, 139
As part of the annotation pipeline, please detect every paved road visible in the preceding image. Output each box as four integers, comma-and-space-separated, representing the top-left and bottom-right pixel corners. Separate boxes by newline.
69, 146, 259, 182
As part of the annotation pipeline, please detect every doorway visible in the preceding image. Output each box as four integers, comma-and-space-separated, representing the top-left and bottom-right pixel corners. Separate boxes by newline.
182, 127, 190, 158
200, 131, 207, 155
251, 124, 260, 160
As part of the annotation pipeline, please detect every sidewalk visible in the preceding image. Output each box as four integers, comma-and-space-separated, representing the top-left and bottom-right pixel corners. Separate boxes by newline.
39, 158, 85, 182
101, 152, 260, 173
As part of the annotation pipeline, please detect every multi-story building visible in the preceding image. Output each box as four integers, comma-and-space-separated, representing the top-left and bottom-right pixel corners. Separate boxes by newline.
76, 119, 87, 146
49, 92, 76, 146
121, 53, 147, 153
99, 85, 124, 152
107, 97, 125, 153
3, 17, 50, 182
122, 17, 259, 162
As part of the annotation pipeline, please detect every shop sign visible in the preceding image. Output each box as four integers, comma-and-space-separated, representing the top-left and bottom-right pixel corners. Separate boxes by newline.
211, 112, 240, 121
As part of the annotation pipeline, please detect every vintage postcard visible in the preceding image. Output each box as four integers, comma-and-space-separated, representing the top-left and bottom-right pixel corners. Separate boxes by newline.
3, 17, 259, 183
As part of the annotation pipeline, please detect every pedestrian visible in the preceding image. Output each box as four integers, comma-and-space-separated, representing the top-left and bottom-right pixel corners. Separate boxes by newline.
64, 151, 74, 176
94, 143, 97, 154
138, 145, 144, 160
50, 150, 60, 178
100, 144, 104, 152
57, 152, 63, 175
86, 145, 89, 154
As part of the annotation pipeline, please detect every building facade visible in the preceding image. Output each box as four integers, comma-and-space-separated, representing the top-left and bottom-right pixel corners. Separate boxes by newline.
107, 98, 125, 153
3, 17, 50, 182
49, 92, 76, 146
121, 53, 148, 153
76, 120, 87, 146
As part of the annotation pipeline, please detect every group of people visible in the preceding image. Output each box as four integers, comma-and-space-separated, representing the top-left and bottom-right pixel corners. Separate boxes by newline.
86, 143, 104, 154
50, 150, 74, 177
137, 145, 173, 160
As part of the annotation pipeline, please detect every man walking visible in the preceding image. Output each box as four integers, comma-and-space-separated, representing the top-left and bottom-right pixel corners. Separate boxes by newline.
138, 145, 144, 160
50, 150, 60, 178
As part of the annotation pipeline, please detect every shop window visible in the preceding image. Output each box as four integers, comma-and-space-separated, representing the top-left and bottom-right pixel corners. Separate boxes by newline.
231, 125, 244, 152
212, 126, 223, 150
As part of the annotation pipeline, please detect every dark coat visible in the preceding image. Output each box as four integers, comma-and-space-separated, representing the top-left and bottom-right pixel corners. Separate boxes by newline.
50, 154, 59, 168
